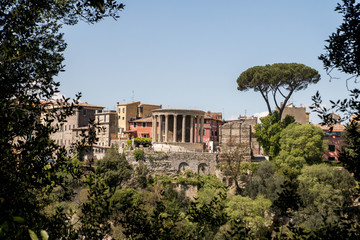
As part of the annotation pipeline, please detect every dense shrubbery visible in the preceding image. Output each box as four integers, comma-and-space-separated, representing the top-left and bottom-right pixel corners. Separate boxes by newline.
127, 137, 152, 147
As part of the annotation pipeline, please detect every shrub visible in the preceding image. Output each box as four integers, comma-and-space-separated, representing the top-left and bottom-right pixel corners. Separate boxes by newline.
133, 149, 145, 161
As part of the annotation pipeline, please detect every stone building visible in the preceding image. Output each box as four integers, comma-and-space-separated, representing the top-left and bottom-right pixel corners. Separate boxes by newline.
116, 101, 161, 138
93, 110, 118, 159
152, 109, 205, 152
45, 102, 104, 148
219, 116, 260, 156
281, 103, 309, 124
43, 102, 104, 161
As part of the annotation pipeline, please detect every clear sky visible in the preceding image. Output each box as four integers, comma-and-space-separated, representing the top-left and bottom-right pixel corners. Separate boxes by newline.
56, 0, 356, 122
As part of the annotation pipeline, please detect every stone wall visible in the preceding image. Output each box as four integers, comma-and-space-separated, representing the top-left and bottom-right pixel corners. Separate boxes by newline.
152, 142, 204, 153
126, 151, 218, 176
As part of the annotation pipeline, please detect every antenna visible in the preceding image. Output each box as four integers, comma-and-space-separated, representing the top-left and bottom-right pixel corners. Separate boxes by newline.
131, 90, 135, 102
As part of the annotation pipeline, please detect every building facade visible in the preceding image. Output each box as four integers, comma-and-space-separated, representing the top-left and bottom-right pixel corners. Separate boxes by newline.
93, 110, 118, 159
280, 103, 309, 124
45, 102, 104, 148
199, 111, 223, 152
314, 124, 345, 161
128, 117, 153, 138
116, 101, 161, 138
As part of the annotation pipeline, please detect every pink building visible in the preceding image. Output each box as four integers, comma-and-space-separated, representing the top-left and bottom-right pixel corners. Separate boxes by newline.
314, 124, 345, 161
127, 117, 153, 138
195, 112, 223, 151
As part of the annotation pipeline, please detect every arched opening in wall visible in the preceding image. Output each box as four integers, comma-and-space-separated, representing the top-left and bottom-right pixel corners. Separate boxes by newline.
178, 162, 189, 172
198, 163, 208, 174
222, 177, 227, 184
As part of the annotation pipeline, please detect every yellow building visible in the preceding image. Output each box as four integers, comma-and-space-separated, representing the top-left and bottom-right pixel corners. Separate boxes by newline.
116, 101, 161, 138
281, 103, 309, 124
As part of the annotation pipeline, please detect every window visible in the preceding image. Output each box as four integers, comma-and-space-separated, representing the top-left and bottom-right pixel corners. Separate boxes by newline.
142, 122, 146, 128
69, 125, 71, 130
329, 145, 336, 152
122, 117, 125, 120
64, 125, 66, 131
118, 115, 121, 119
82, 109, 87, 115
122, 108, 125, 113
328, 156, 336, 161
104, 115, 106, 122
203, 129, 206, 136
133, 122, 137, 128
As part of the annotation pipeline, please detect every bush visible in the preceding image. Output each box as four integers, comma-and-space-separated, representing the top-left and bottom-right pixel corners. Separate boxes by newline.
133, 149, 145, 161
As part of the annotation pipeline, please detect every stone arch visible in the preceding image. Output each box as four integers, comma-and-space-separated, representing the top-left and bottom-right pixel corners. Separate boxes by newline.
198, 163, 208, 174
178, 162, 189, 172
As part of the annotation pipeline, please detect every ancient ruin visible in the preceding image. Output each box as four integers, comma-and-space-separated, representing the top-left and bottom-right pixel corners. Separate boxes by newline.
152, 109, 205, 152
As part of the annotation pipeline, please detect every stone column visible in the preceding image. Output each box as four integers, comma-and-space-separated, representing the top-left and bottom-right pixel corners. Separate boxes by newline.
173, 114, 177, 142
190, 115, 194, 143
200, 116, 204, 143
164, 114, 169, 142
158, 115, 163, 142
181, 114, 186, 143
152, 115, 156, 143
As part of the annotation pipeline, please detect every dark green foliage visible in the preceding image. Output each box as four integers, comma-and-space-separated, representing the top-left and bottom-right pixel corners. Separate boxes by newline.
0, 0, 125, 238
254, 111, 295, 159
244, 161, 285, 202
237, 63, 320, 119
127, 137, 152, 147
295, 164, 356, 230
339, 121, 360, 181
133, 148, 145, 161
135, 160, 152, 189
187, 191, 228, 239
275, 123, 325, 172
272, 173, 301, 229
78, 173, 113, 239
95, 145, 132, 193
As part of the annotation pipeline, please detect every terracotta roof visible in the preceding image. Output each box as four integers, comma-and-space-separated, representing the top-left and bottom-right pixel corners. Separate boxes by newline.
312, 124, 345, 131
44, 101, 104, 109
130, 117, 152, 123
124, 130, 137, 133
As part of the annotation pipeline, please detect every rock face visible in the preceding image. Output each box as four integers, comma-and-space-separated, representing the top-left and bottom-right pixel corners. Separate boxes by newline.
126, 151, 218, 176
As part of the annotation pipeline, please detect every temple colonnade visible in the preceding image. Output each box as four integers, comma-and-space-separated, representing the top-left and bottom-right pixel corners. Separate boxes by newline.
152, 109, 205, 144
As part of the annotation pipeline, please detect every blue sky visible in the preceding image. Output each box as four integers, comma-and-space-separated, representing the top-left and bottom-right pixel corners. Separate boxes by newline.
56, 0, 356, 122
